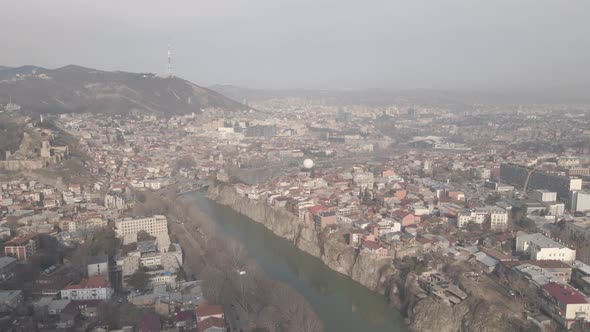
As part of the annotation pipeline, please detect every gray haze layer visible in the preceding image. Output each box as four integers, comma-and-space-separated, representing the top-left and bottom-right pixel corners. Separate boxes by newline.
1, 0, 589, 97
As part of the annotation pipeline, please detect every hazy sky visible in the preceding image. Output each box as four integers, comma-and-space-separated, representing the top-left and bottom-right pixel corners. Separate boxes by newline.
1, 0, 589, 92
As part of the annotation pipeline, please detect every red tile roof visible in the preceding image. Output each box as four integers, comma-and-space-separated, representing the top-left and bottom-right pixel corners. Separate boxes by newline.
137, 312, 162, 332
391, 210, 412, 219
63, 275, 110, 290
362, 240, 383, 250
542, 282, 588, 305
197, 317, 226, 331
195, 304, 224, 319
174, 310, 195, 322
5, 233, 39, 246
308, 205, 328, 216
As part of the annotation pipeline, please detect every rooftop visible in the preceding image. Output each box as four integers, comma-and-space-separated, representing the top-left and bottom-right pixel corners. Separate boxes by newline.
4, 232, 39, 246
0, 256, 17, 269
518, 233, 568, 249
63, 275, 110, 290
195, 303, 224, 318
197, 316, 226, 330
542, 282, 588, 304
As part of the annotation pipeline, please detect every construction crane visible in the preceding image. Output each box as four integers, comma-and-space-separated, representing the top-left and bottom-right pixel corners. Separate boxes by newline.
521, 165, 538, 198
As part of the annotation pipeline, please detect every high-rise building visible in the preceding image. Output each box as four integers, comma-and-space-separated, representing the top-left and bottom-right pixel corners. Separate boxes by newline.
571, 191, 590, 213
500, 163, 582, 202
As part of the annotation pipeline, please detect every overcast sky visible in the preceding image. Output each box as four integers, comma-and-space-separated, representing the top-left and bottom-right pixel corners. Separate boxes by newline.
1, 0, 589, 93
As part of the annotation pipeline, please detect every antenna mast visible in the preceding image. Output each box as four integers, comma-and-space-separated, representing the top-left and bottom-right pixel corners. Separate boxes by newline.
167, 44, 173, 77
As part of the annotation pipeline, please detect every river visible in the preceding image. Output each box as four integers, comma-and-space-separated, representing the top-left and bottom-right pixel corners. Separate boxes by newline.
184, 191, 408, 332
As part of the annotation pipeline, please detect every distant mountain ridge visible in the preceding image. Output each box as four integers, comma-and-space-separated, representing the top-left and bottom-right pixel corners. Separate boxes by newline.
0, 65, 247, 115
210, 84, 590, 106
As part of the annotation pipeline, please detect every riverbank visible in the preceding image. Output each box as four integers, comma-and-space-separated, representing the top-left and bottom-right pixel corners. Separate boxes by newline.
207, 182, 527, 332
131, 188, 324, 332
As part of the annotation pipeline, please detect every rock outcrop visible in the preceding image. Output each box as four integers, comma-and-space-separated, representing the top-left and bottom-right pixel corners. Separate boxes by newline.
207, 183, 525, 332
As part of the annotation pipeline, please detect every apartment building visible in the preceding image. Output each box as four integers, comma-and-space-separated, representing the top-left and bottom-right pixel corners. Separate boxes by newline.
457, 207, 508, 230
571, 191, 590, 213
115, 215, 168, 238
516, 233, 576, 262
540, 282, 590, 329
4, 233, 39, 261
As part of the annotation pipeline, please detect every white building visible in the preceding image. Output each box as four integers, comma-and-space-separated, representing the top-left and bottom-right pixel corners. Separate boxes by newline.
60, 275, 113, 301
115, 215, 168, 244
148, 270, 176, 287
62, 191, 75, 205
545, 202, 565, 217
104, 194, 126, 210
118, 241, 182, 277
516, 233, 576, 262
532, 190, 557, 203
87, 255, 109, 281
557, 157, 580, 167
375, 219, 401, 237
571, 191, 590, 213
457, 207, 508, 230
352, 171, 374, 190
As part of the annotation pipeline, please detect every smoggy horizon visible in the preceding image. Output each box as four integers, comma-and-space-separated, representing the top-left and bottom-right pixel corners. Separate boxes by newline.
1, 0, 589, 98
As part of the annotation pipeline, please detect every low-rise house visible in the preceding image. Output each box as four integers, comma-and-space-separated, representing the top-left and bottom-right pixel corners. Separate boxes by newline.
61, 275, 113, 301
0, 256, 17, 281
361, 240, 390, 258
58, 301, 80, 328
170, 309, 196, 329
48, 299, 71, 315
473, 251, 499, 273
502, 260, 572, 286
33, 266, 74, 297
0, 290, 23, 312
0, 226, 11, 239
370, 219, 401, 237
137, 311, 162, 332
540, 282, 590, 329
195, 304, 224, 322
347, 229, 364, 247
197, 316, 226, 332
314, 211, 337, 232
389, 210, 416, 227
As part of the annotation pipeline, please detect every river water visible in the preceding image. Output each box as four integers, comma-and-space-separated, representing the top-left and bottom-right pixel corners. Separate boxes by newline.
184, 192, 408, 332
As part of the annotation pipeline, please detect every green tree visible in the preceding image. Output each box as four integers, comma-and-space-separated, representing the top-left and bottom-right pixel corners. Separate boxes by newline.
127, 268, 150, 292
90, 228, 118, 256
137, 230, 156, 242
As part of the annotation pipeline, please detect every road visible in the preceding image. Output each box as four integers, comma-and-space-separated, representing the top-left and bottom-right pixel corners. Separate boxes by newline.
169, 218, 206, 277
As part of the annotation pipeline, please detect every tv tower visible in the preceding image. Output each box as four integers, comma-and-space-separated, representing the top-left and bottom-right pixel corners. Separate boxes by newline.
166, 43, 173, 77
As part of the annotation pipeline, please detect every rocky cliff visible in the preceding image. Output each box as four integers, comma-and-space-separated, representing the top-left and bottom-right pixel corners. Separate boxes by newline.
207, 184, 525, 332
207, 184, 394, 290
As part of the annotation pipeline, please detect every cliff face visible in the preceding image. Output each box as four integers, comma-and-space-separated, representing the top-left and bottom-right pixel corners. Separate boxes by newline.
207, 184, 522, 332
207, 184, 392, 292
409, 297, 513, 332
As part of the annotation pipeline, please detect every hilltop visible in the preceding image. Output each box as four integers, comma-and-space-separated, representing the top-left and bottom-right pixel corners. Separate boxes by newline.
0, 65, 247, 116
